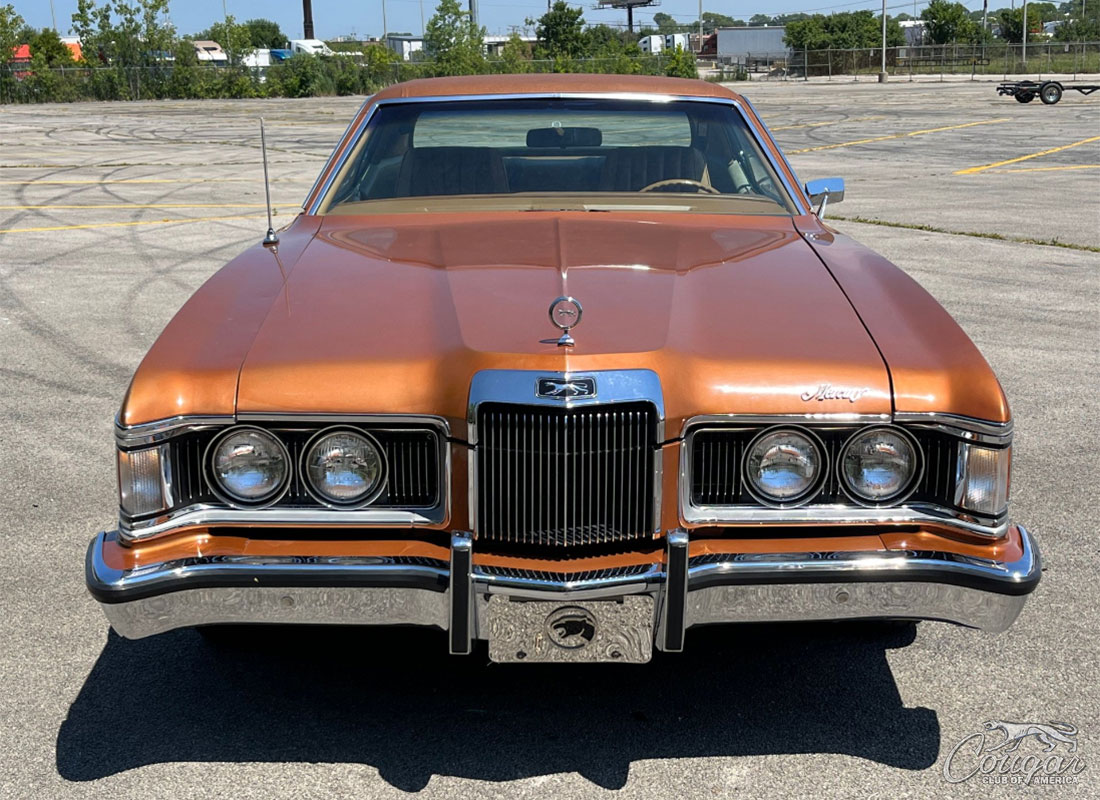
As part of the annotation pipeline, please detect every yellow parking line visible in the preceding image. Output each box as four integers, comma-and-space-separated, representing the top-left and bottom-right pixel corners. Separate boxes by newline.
0, 212, 272, 235
770, 115, 885, 131
956, 137, 1100, 174
787, 118, 1010, 154
991, 164, 1100, 173
0, 203, 300, 210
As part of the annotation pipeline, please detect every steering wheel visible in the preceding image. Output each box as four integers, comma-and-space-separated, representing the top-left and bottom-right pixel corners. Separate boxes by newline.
639, 178, 720, 194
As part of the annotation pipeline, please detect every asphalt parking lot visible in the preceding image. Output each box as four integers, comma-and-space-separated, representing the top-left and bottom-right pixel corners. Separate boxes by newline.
1, 81, 1098, 799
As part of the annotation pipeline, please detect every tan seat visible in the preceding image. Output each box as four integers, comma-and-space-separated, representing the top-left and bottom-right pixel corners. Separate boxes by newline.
394, 147, 510, 197
599, 146, 708, 192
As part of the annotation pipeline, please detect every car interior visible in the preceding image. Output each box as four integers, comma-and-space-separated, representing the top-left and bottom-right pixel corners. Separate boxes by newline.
325, 100, 789, 211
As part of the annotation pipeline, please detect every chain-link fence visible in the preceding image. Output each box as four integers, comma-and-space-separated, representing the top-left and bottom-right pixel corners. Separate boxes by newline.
0, 54, 685, 104
2, 43, 1098, 103
779, 41, 1100, 81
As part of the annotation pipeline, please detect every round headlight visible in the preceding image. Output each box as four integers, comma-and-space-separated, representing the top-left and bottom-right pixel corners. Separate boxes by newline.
744, 428, 824, 506
209, 427, 289, 505
840, 427, 920, 504
303, 429, 386, 506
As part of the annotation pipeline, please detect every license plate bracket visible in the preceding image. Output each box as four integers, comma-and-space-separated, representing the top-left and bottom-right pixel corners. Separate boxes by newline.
487, 595, 654, 663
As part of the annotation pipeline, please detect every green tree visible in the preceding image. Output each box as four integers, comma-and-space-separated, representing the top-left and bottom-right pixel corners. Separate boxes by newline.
1028, 2, 1061, 22
652, 12, 674, 33
922, 0, 980, 43
664, 44, 697, 78
500, 32, 532, 73
0, 4, 25, 66
197, 15, 253, 64
996, 6, 1044, 42
72, 0, 175, 67
26, 28, 73, 65
532, 1, 586, 60
748, 14, 771, 26
700, 12, 745, 33
244, 18, 286, 50
1055, 0, 1100, 41
785, 11, 904, 50
424, 0, 485, 75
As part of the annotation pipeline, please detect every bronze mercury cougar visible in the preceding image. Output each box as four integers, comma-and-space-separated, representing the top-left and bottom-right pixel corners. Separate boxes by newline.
86, 74, 1039, 663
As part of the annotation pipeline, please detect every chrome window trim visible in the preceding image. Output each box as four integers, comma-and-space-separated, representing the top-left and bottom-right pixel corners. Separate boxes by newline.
117, 414, 452, 542
740, 95, 810, 214
679, 414, 1009, 538
305, 92, 807, 216
302, 96, 371, 211
466, 368, 665, 537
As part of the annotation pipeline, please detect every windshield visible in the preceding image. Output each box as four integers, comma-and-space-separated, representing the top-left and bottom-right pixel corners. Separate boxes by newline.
320, 98, 793, 215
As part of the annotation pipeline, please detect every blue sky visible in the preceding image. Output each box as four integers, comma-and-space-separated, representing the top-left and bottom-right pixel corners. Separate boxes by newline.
20, 0, 989, 39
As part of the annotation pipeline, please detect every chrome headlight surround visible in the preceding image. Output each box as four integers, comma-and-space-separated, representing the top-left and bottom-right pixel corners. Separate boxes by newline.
837, 425, 923, 507
741, 425, 827, 508
300, 426, 388, 509
204, 425, 292, 508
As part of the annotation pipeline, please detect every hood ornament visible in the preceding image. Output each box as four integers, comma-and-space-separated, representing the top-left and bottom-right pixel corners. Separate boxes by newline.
542, 296, 583, 348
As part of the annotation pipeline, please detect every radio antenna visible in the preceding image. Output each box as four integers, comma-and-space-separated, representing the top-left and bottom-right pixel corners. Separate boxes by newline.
260, 118, 278, 247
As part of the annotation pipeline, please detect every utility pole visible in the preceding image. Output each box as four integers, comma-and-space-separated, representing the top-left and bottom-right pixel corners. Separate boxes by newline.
982, 0, 988, 32
1022, 0, 1028, 66
303, 0, 315, 39
698, 0, 703, 45
879, 0, 887, 82
49, 0, 57, 31
382, 0, 388, 38
420, 0, 425, 35
470, 0, 479, 29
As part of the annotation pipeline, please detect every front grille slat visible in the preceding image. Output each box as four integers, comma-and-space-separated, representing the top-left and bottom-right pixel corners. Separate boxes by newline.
477, 402, 657, 549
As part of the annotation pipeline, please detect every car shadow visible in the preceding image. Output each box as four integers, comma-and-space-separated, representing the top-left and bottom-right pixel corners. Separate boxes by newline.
57, 621, 938, 791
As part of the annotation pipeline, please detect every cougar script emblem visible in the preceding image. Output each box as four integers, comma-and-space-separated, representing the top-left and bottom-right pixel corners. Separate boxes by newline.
800, 383, 870, 403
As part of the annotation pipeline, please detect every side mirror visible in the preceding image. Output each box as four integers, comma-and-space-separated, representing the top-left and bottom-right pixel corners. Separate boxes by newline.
804, 178, 845, 218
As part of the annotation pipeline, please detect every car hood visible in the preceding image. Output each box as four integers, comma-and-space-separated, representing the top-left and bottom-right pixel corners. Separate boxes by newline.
233, 212, 891, 436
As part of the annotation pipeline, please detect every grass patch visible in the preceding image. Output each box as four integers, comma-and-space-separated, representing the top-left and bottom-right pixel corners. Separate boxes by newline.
830, 215, 1100, 253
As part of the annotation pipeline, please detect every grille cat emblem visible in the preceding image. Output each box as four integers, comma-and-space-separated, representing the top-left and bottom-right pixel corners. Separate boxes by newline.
541, 296, 583, 348
536, 377, 597, 399
545, 606, 597, 650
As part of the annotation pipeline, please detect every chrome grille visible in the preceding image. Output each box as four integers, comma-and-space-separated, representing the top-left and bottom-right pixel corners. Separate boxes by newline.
476, 402, 657, 548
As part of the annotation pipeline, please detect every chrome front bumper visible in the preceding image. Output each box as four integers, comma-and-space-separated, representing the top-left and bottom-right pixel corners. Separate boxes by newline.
86, 527, 1041, 647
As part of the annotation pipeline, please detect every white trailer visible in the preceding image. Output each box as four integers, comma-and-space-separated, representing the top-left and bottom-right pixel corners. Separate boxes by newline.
664, 33, 689, 52
638, 35, 663, 54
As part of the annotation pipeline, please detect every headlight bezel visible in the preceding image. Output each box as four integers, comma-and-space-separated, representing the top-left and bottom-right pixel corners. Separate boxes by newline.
300, 426, 389, 509
204, 425, 292, 508
741, 425, 828, 508
837, 425, 923, 507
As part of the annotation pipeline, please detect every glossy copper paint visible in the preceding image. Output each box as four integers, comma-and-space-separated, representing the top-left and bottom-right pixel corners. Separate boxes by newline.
233, 212, 892, 436
117, 75, 1012, 562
